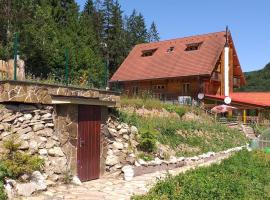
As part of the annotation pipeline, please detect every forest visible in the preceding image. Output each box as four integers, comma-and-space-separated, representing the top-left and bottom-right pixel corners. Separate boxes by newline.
0, 0, 160, 88
238, 63, 270, 92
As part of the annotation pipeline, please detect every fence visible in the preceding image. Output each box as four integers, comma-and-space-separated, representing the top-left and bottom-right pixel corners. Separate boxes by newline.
0, 33, 109, 89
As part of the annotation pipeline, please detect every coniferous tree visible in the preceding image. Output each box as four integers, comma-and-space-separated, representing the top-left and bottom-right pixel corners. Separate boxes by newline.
148, 21, 160, 42
125, 9, 148, 51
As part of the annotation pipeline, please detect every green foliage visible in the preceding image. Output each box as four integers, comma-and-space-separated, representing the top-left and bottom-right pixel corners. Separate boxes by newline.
138, 153, 154, 161
117, 110, 247, 156
0, 138, 44, 179
238, 62, 270, 91
121, 96, 188, 117
132, 150, 270, 200
0, 1, 159, 88
138, 129, 158, 152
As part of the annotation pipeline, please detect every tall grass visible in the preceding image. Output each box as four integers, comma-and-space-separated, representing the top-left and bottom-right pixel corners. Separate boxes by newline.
132, 150, 270, 200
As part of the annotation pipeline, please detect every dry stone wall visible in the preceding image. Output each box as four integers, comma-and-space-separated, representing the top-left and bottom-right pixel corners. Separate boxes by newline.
0, 103, 69, 182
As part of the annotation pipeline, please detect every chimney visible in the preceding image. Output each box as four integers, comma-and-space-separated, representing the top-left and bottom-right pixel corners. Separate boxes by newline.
224, 26, 230, 97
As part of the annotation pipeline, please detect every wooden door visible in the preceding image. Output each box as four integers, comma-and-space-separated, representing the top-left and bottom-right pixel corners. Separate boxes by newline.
77, 105, 101, 182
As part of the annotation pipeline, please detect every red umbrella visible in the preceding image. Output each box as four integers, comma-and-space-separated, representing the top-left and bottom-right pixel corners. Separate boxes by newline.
211, 104, 238, 113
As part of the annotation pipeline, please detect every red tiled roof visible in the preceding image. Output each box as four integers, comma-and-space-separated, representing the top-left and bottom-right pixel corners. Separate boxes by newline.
110, 31, 227, 82
205, 92, 270, 107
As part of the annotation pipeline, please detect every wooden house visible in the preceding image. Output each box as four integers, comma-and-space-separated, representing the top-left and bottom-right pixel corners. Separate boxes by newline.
110, 29, 245, 100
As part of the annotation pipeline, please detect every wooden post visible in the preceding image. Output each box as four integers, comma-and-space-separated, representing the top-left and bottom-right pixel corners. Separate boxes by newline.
243, 109, 247, 124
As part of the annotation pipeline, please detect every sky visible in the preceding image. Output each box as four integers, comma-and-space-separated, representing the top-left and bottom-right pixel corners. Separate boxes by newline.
76, 0, 270, 72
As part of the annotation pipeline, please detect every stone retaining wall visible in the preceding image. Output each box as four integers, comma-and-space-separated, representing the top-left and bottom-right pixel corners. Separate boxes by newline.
0, 103, 69, 182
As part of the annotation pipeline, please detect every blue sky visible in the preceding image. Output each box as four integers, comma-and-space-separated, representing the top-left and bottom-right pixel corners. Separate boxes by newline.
76, 0, 270, 72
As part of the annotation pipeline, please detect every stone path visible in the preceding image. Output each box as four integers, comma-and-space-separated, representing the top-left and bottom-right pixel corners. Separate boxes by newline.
20, 152, 233, 200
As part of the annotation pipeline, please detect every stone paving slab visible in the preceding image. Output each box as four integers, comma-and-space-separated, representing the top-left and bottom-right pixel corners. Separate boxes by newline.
17, 153, 232, 200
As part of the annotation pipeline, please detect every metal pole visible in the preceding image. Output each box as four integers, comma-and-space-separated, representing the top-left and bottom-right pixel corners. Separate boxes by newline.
106, 53, 109, 88
13, 32, 18, 80
65, 48, 69, 86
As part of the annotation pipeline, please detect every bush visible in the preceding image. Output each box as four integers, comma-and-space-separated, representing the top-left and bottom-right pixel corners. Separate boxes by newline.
0, 138, 44, 179
163, 104, 187, 117
138, 153, 154, 161
133, 150, 270, 200
0, 163, 8, 200
138, 129, 158, 153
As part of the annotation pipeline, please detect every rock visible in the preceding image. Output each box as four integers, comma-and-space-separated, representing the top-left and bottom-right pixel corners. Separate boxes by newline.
4, 183, 15, 199
49, 174, 59, 182
116, 124, 122, 130
17, 127, 32, 135
71, 176, 82, 186
112, 141, 124, 150
3, 115, 17, 122
108, 128, 117, 136
36, 128, 54, 137
177, 157, 185, 162
123, 134, 129, 141
45, 123, 54, 128
16, 182, 37, 197
138, 159, 147, 166
119, 128, 128, 135
126, 156, 135, 165
33, 124, 45, 132
42, 113, 52, 119
122, 165, 134, 181
39, 149, 48, 156
18, 141, 29, 150
154, 157, 162, 165
169, 156, 178, 164
31, 171, 47, 191
48, 147, 65, 157
49, 157, 67, 174
0, 132, 12, 139
20, 174, 30, 182
24, 114, 32, 120
29, 141, 38, 153
20, 131, 34, 140
107, 149, 114, 156
130, 126, 138, 135
46, 139, 56, 149
17, 116, 26, 122
106, 155, 119, 166
0, 124, 4, 131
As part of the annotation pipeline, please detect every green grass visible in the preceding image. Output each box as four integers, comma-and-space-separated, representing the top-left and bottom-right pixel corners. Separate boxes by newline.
132, 150, 270, 200
116, 111, 247, 156
121, 96, 191, 117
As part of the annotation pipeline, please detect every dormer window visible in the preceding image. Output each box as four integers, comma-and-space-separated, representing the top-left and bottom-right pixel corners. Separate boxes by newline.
167, 46, 175, 53
185, 42, 203, 51
141, 48, 157, 57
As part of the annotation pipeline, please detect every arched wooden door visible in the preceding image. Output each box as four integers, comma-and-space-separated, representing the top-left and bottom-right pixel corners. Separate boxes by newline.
77, 105, 101, 182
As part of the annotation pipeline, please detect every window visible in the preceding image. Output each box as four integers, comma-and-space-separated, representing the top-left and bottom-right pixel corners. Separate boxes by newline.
185, 42, 203, 51
141, 48, 157, 57
212, 71, 221, 81
132, 86, 139, 95
183, 83, 190, 94
167, 46, 175, 53
153, 85, 165, 90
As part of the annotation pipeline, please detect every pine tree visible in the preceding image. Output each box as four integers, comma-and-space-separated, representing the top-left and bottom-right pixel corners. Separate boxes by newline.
148, 21, 160, 42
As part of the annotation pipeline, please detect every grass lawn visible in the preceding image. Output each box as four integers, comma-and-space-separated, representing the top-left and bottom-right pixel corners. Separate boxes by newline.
132, 150, 270, 200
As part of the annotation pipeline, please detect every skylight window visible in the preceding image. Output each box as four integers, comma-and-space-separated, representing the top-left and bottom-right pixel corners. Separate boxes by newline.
167, 46, 175, 53
185, 42, 203, 51
141, 48, 157, 57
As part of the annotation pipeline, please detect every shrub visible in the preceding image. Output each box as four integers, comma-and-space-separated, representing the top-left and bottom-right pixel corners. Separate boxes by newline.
138, 153, 154, 161
0, 138, 44, 179
0, 163, 8, 200
138, 129, 158, 153
164, 104, 187, 117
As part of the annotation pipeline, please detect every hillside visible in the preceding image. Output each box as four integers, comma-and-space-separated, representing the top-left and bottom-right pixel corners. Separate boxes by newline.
238, 63, 270, 91
116, 97, 248, 159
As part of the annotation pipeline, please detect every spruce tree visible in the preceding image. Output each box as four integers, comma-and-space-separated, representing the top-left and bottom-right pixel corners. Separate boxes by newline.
148, 21, 160, 42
